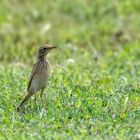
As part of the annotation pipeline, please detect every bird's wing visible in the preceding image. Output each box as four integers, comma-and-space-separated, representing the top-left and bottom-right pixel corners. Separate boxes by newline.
27, 63, 38, 91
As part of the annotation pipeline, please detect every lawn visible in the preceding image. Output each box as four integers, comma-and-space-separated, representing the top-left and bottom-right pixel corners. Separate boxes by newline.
0, 0, 140, 139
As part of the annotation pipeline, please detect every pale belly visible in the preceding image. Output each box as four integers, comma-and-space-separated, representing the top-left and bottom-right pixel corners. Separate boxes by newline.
29, 68, 49, 93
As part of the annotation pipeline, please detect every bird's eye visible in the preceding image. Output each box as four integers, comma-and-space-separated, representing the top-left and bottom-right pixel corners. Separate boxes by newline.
43, 47, 47, 50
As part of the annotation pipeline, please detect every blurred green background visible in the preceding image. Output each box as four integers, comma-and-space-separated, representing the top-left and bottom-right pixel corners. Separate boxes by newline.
0, 0, 139, 64
0, 0, 140, 139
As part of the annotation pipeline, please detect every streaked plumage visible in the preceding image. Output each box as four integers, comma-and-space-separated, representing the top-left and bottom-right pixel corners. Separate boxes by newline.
28, 59, 50, 93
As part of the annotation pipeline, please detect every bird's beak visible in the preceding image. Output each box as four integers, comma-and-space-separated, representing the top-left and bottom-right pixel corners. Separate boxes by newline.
48, 46, 57, 50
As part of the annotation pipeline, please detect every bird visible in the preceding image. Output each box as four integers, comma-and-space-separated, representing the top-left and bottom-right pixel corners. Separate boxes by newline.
17, 44, 56, 113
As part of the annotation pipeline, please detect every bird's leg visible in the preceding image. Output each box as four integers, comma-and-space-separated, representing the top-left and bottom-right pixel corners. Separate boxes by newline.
40, 87, 46, 112
17, 92, 34, 113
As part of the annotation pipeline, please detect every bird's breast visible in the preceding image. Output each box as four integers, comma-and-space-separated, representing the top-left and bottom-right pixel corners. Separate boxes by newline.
29, 60, 50, 93
35, 60, 50, 85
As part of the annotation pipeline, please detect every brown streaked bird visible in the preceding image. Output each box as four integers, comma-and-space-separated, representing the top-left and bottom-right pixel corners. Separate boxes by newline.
17, 44, 56, 113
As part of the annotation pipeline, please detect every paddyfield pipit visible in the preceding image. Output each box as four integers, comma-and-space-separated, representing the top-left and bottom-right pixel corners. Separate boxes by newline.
17, 44, 56, 113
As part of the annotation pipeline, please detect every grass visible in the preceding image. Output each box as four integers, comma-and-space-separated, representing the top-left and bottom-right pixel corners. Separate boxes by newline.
0, 0, 140, 139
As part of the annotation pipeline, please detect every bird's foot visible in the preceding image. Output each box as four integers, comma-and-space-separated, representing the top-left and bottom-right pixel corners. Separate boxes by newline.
42, 107, 47, 113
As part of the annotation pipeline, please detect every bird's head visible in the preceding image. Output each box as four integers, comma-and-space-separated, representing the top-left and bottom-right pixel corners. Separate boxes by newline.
38, 44, 56, 59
